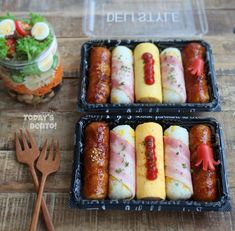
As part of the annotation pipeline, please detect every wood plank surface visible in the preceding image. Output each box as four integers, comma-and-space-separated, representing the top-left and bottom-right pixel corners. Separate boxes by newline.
0, 191, 234, 231
0, 0, 235, 230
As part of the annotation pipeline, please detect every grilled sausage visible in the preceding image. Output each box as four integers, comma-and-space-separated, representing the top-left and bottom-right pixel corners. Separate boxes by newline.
189, 125, 219, 201
83, 122, 109, 199
87, 47, 111, 103
182, 43, 209, 103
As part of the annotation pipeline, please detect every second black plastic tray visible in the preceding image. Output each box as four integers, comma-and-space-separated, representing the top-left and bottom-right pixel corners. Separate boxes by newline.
70, 115, 230, 212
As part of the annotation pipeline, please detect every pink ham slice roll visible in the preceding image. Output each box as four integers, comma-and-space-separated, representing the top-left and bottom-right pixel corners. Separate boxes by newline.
109, 125, 135, 199
164, 125, 193, 200
111, 46, 134, 104
160, 48, 186, 103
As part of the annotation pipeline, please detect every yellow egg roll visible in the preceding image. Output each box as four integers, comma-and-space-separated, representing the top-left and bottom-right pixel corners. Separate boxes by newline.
134, 43, 162, 103
135, 122, 166, 200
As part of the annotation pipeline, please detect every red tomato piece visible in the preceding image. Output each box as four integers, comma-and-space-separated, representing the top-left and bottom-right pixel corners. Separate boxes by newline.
15, 20, 31, 36
6, 38, 16, 57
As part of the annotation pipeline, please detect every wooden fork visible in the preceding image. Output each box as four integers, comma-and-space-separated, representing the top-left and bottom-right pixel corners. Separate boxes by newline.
30, 139, 60, 231
15, 129, 55, 231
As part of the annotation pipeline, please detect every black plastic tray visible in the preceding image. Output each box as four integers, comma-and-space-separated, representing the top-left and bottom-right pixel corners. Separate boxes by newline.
78, 40, 220, 114
70, 115, 230, 212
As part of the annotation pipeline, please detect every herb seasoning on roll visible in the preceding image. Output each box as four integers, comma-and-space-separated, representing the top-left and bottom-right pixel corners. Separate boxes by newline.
83, 122, 110, 199
135, 122, 166, 200
182, 43, 209, 103
189, 125, 220, 201
87, 47, 111, 104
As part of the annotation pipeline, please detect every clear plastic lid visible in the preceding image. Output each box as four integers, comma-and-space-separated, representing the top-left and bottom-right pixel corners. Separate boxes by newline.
83, 0, 208, 38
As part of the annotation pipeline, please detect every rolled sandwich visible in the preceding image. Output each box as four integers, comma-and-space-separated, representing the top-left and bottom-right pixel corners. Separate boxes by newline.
109, 125, 135, 199
160, 48, 186, 103
164, 126, 193, 200
134, 43, 162, 103
111, 46, 134, 104
135, 122, 166, 199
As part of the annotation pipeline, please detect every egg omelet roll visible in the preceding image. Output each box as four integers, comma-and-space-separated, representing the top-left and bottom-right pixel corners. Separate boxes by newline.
135, 122, 166, 200
109, 125, 135, 199
134, 43, 162, 103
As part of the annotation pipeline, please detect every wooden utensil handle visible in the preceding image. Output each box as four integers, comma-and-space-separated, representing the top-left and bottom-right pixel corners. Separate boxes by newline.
30, 174, 47, 231
29, 166, 55, 231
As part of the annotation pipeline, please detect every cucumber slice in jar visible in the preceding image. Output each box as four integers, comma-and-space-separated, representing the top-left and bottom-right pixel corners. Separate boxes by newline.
52, 54, 58, 69
21, 63, 41, 76
10, 72, 25, 83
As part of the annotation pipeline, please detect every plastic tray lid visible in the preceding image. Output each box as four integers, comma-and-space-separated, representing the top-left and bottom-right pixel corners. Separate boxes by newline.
83, 0, 208, 38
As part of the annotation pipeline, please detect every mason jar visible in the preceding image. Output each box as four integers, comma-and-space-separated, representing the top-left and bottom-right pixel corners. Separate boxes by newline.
0, 32, 63, 104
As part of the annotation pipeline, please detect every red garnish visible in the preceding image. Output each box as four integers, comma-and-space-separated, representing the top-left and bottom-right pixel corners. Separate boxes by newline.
188, 58, 204, 76
195, 143, 220, 171
6, 38, 16, 57
15, 20, 31, 36
145, 135, 158, 180
142, 52, 155, 85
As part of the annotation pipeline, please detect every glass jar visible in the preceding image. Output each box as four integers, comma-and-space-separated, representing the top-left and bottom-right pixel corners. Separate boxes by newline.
0, 33, 63, 104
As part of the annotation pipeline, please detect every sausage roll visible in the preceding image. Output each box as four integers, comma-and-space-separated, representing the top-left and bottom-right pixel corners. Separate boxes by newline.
160, 48, 186, 103
164, 126, 193, 200
111, 46, 134, 104
83, 122, 110, 199
87, 47, 111, 103
182, 43, 209, 103
134, 43, 162, 103
109, 125, 135, 199
189, 125, 220, 201
135, 122, 166, 200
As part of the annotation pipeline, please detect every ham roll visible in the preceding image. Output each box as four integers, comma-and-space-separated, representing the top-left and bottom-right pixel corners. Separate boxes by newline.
111, 46, 134, 104
135, 122, 166, 200
109, 125, 135, 199
87, 47, 111, 104
164, 126, 193, 200
182, 43, 209, 103
160, 48, 186, 103
189, 125, 219, 201
134, 43, 162, 103
83, 122, 109, 199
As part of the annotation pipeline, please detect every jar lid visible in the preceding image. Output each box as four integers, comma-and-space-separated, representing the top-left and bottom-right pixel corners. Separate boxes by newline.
83, 0, 208, 38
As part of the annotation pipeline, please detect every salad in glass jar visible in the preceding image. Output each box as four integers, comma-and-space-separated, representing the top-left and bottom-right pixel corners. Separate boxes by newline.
0, 13, 63, 104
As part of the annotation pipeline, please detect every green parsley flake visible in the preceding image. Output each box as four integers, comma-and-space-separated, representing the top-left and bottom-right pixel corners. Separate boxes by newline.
182, 163, 187, 169
115, 168, 123, 174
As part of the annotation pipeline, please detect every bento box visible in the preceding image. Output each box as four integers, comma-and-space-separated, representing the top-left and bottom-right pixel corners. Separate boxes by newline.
78, 40, 220, 114
70, 115, 230, 212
